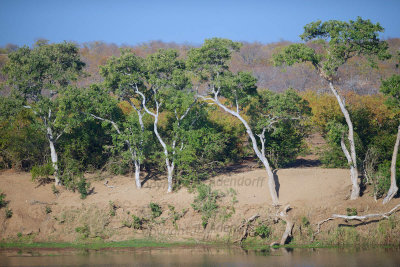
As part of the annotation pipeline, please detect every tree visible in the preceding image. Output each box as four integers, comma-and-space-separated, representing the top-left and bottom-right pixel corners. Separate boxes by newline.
248, 89, 311, 167
188, 38, 280, 205
2, 42, 85, 185
380, 74, 400, 204
136, 49, 197, 192
101, 49, 197, 192
98, 50, 150, 188
273, 17, 391, 199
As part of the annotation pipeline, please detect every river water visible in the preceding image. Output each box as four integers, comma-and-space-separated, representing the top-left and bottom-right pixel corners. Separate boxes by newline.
1, 246, 399, 266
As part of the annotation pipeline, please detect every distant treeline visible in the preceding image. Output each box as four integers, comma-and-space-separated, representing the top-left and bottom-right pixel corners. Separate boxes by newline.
1, 38, 399, 95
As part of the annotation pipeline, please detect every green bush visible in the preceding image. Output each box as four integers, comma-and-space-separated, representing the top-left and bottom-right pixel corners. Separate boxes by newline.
5, 207, 13, 218
59, 158, 83, 189
31, 163, 55, 182
191, 184, 221, 228
77, 177, 91, 199
0, 98, 48, 171
109, 201, 116, 216
59, 158, 90, 199
45, 206, 52, 214
301, 216, 310, 227
168, 205, 187, 228
132, 215, 147, 230
346, 208, 358, 216
150, 202, 162, 218
75, 224, 90, 239
0, 191, 6, 208
372, 160, 400, 199
254, 224, 271, 239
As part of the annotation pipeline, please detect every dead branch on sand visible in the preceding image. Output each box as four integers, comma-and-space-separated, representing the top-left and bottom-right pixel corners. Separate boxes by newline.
104, 180, 114, 189
314, 203, 400, 238
234, 214, 260, 244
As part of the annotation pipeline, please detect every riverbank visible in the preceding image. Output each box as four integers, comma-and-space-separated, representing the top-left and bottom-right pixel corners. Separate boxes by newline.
1, 164, 400, 247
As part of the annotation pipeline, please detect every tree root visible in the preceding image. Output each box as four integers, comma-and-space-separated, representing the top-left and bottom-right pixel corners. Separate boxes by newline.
234, 214, 260, 244
314, 203, 400, 239
277, 205, 294, 246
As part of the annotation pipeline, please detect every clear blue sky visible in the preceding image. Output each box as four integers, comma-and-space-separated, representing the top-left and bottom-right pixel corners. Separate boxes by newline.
1, 0, 399, 47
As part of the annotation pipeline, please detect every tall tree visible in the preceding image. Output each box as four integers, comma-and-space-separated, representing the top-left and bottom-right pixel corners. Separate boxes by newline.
99, 50, 149, 188
101, 49, 197, 192
2, 42, 85, 185
188, 38, 281, 205
273, 17, 391, 199
380, 74, 400, 204
136, 49, 196, 192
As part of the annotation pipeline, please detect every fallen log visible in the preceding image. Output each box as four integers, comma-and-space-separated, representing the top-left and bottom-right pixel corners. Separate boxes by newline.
314, 203, 400, 238
234, 214, 260, 243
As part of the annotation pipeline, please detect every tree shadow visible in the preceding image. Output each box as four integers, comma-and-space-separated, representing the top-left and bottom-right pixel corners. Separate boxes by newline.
338, 219, 381, 228
273, 169, 280, 198
34, 177, 54, 188
88, 187, 96, 195
141, 171, 161, 187
286, 158, 322, 168
359, 176, 367, 197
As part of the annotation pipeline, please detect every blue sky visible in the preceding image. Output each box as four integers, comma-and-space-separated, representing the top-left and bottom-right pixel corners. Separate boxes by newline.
1, 0, 400, 46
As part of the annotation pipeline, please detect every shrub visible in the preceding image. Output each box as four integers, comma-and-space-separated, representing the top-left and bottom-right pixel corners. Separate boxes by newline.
0, 99, 48, 171
132, 215, 147, 229
31, 163, 54, 182
77, 177, 91, 199
168, 205, 187, 228
301, 216, 310, 227
346, 208, 358, 216
191, 184, 221, 228
0, 191, 6, 208
75, 224, 90, 239
371, 160, 400, 199
109, 201, 116, 216
59, 158, 83, 190
254, 224, 271, 239
45, 206, 52, 214
150, 202, 162, 218
5, 208, 13, 218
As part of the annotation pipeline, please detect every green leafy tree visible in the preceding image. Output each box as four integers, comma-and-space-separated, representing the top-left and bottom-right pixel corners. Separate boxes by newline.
273, 17, 391, 199
64, 83, 150, 189
100, 49, 198, 192
98, 50, 149, 188
136, 49, 197, 192
2, 42, 85, 185
188, 38, 282, 205
380, 74, 400, 204
0, 96, 47, 170
248, 89, 311, 167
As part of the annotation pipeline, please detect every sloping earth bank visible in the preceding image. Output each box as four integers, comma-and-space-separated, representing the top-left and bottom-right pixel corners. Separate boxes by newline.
1, 164, 399, 245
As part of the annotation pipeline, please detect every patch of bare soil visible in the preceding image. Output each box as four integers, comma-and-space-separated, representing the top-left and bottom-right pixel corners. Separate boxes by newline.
1, 162, 399, 245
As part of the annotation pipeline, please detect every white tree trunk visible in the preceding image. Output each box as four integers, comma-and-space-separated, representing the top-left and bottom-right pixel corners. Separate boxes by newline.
136, 87, 194, 193
167, 163, 174, 193
329, 82, 360, 199
152, 110, 175, 193
206, 95, 279, 205
383, 124, 400, 204
47, 127, 60, 186
90, 113, 143, 189
134, 159, 141, 189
